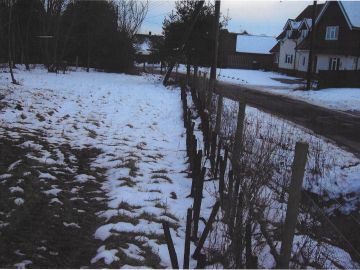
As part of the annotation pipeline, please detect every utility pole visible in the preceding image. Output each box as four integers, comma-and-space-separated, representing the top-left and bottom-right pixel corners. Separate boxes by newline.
207, 0, 221, 110
163, 1, 205, 85
306, 1, 317, 90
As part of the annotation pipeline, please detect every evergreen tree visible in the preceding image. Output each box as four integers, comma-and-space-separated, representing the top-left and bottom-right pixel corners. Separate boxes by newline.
162, 0, 223, 67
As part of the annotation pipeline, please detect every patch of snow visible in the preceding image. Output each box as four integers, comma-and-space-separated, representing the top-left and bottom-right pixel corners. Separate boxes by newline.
50, 198, 63, 205
19, 141, 43, 151
91, 245, 119, 265
14, 260, 32, 269
9, 186, 24, 193
8, 160, 22, 171
63, 222, 81, 229
74, 174, 95, 183
38, 172, 57, 180
0, 173, 12, 180
120, 243, 145, 261
44, 188, 62, 196
14, 198, 24, 206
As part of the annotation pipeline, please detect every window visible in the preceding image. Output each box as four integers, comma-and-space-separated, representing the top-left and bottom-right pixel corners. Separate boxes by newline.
325, 26, 339, 40
302, 56, 306, 66
275, 54, 279, 64
301, 29, 309, 39
285, 54, 293, 64
286, 30, 292, 38
329, 57, 340, 70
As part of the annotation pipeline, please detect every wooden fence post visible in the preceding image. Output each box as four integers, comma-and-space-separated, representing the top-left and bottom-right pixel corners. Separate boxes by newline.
193, 167, 206, 240
190, 150, 202, 197
210, 132, 217, 172
183, 208, 193, 269
193, 201, 221, 259
218, 157, 225, 203
232, 102, 246, 170
215, 95, 223, 135
214, 139, 222, 178
278, 141, 309, 269
194, 66, 198, 89
175, 64, 178, 81
162, 222, 179, 269
202, 73, 207, 105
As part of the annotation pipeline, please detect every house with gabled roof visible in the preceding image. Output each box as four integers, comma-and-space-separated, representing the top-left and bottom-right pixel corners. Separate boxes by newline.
271, 1, 360, 77
271, 3, 325, 75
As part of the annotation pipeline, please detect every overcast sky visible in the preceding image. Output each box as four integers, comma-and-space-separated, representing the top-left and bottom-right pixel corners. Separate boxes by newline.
141, 0, 314, 37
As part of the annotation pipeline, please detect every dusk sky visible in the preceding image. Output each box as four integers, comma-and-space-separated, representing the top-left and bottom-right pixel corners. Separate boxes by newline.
141, 1, 315, 37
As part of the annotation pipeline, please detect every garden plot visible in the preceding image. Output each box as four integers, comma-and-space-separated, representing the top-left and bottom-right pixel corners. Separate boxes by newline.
0, 67, 206, 268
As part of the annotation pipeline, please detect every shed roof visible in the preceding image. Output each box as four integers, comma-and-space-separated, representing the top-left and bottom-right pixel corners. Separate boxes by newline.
236, 34, 277, 55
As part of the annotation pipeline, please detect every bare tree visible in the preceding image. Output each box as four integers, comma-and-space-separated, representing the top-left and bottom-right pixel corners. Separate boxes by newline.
116, 0, 149, 38
39, 0, 67, 71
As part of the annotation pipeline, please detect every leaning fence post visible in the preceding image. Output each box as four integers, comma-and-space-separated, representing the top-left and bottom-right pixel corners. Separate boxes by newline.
193, 201, 221, 259
278, 141, 309, 269
162, 221, 179, 269
183, 208, 192, 269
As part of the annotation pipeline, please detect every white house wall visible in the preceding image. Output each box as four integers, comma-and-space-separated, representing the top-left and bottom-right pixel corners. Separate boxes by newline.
296, 51, 309, 72
278, 39, 297, 70
316, 54, 359, 72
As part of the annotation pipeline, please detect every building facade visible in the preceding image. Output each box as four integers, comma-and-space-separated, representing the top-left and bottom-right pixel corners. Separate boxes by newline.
271, 1, 360, 77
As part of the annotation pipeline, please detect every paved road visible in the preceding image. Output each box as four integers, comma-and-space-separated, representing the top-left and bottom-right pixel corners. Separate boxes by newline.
213, 81, 360, 157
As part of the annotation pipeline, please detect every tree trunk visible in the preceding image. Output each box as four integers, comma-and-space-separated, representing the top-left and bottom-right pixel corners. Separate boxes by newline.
8, 1, 17, 84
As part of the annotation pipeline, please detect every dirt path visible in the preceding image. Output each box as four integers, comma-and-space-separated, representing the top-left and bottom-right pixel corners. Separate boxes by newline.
163, 70, 360, 157
214, 81, 360, 157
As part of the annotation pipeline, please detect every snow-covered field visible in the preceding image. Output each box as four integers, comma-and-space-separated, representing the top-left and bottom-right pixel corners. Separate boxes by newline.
177, 65, 360, 113
0, 67, 213, 268
1, 66, 359, 268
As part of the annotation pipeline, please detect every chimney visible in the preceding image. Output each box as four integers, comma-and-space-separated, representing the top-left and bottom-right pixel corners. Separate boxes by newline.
149, 31, 152, 36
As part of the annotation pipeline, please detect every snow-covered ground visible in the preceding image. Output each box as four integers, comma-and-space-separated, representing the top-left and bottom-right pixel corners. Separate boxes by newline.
1, 66, 359, 268
176, 65, 360, 113
0, 67, 214, 268
177, 65, 299, 88
216, 68, 360, 113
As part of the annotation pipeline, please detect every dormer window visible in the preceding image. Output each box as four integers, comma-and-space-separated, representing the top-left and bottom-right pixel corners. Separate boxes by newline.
325, 26, 339, 40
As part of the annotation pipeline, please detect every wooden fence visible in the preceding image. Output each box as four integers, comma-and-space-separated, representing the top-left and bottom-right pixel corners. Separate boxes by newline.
163, 69, 309, 269
318, 70, 360, 89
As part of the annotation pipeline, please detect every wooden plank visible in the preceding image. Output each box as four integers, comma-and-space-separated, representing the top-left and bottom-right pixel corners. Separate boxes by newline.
162, 221, 179, 269
193, 201, 221, 259
278, 142, 309, 268
183, 208, 193, 269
